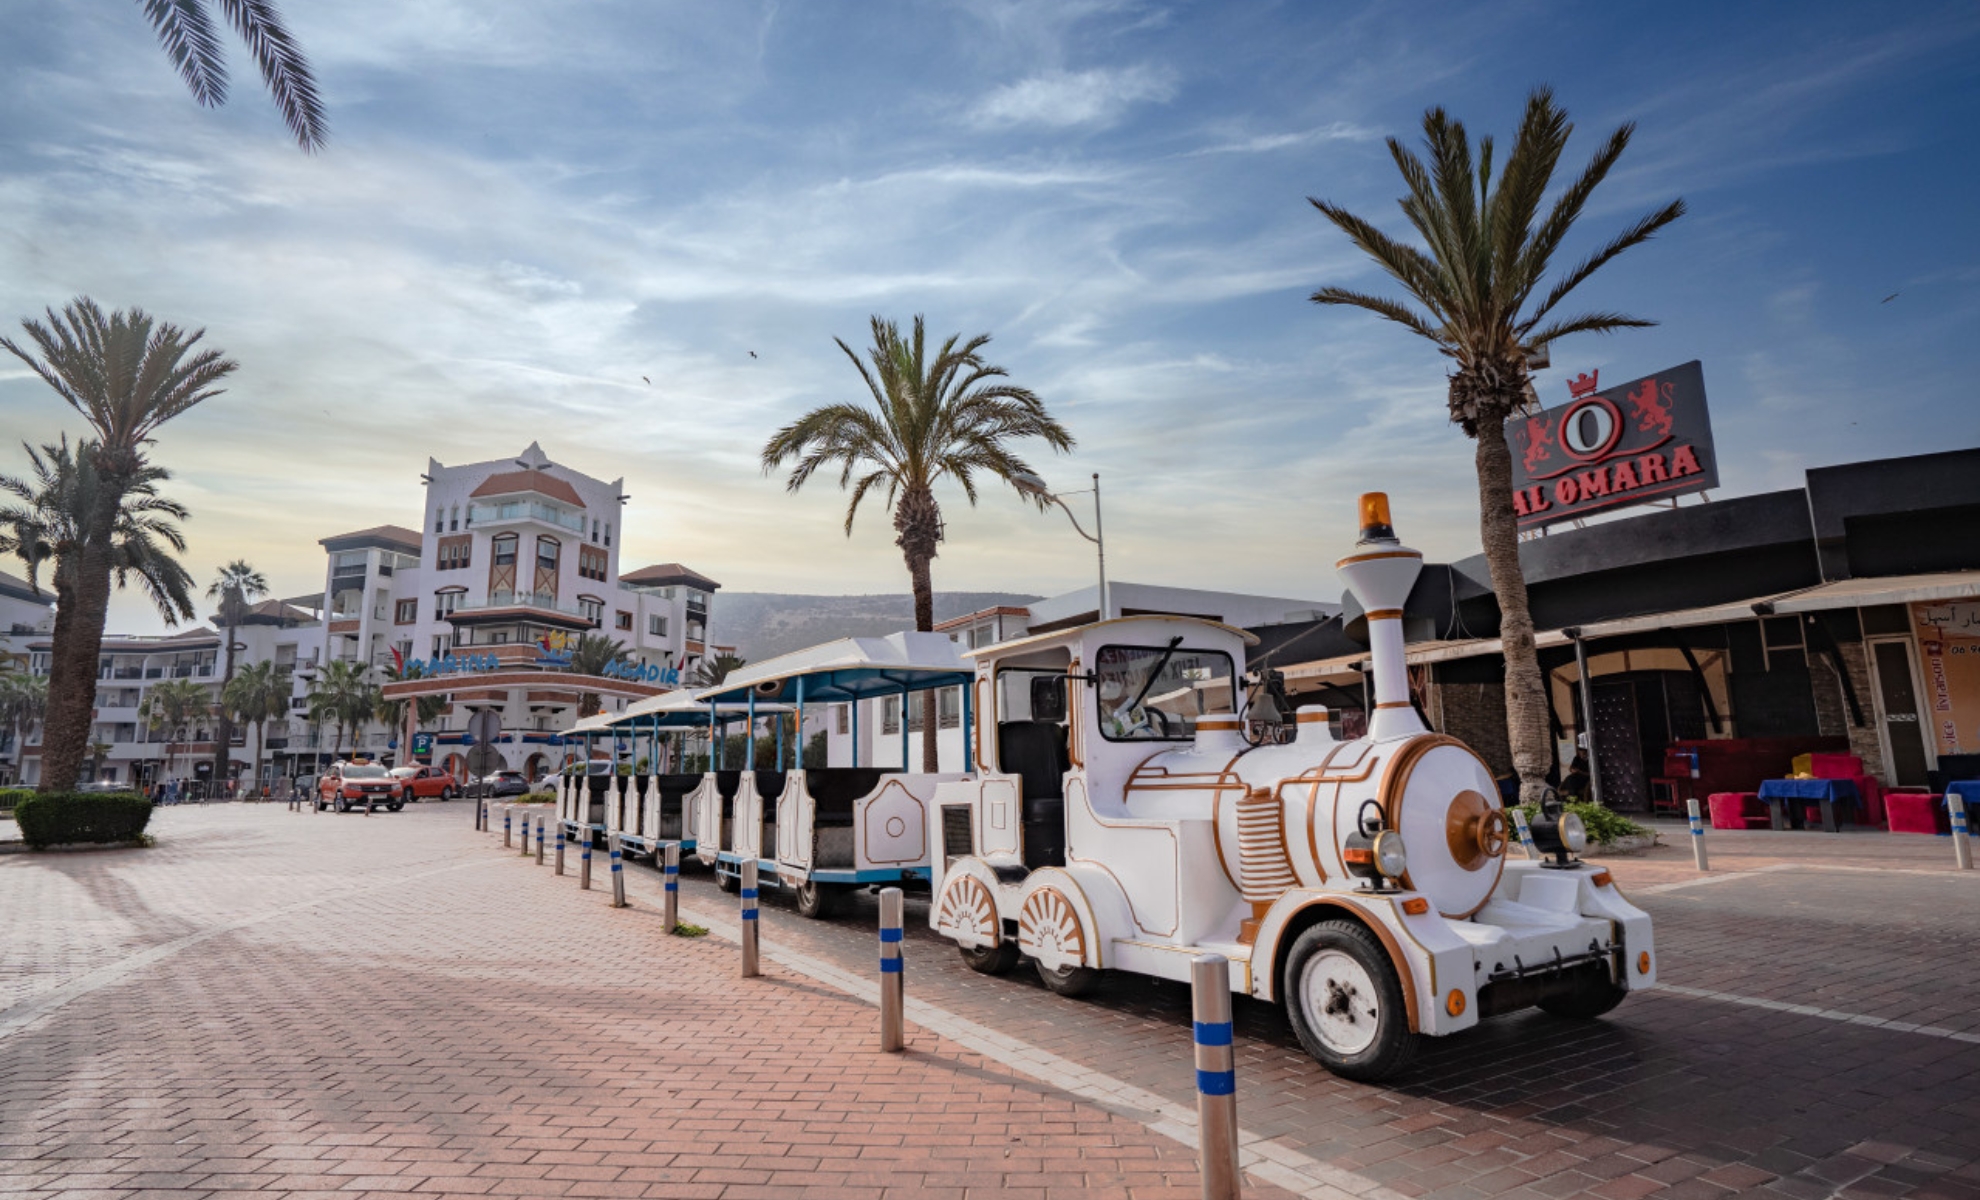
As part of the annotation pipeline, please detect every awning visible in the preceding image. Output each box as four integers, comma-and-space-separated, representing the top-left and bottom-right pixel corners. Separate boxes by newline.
698, 631, 971, 705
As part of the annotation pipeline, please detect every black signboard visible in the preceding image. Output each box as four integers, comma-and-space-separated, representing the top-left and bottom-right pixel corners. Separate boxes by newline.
1508, 359, 1719, 529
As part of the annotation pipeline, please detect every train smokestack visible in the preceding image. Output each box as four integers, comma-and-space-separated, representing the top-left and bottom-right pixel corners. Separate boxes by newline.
1336, 493, 1424, 740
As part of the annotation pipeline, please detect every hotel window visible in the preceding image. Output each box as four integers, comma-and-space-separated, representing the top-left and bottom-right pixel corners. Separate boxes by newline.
395, 600, 417, 625
648, 614, 666, 637
450, 505, 460, 532
591, 518, 600, 544
615, 610, 632, 631
604, 521, 612, 546
434, 590, 463, 621
434, 507, 444, 534
578, 545, 606, 582
579, 597, 603, 626
431, 635, 450, 656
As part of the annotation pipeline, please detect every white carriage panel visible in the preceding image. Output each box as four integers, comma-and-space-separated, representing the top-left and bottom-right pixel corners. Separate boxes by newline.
978, 777, 1019, 858
690, 777, 721, 864
1176, 819, 1245, 947
855, 773, 963, 868
1064, 775, 1179, 939
734, 774, 763, 859
777, 772, 813, 869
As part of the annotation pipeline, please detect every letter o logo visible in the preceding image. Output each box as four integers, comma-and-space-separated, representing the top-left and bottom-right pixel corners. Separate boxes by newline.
1559, 397, 1622, 462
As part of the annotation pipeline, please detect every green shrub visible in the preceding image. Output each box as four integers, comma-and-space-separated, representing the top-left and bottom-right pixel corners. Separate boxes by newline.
1, 786, 33, 812
1512, 800, 1648, 846
13, 791, 154, 849
520, 790, 556, 804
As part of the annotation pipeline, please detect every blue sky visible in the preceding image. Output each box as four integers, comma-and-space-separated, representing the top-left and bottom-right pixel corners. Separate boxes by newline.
3, 1, 1978, 634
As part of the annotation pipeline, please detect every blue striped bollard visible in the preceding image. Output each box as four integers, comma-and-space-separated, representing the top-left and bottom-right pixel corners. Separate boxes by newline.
1191, 954, 1241, 1200
740, 860, 760, 978
503, 807, 513, 848
580, 827, 594, 890
879, 886, 905, 1052
555, 822, 567, 876
1951, 793, 1973, 871
609, 835, 628, 908
1685, 797, 1710, 871
662, 843, 680, 932
536, 814, 546, 864
1511, 808, 1540, 861
521, 812, 535, 857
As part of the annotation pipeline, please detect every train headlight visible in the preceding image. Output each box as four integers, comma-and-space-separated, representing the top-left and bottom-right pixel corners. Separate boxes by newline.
1560, 812, 1588, 854
1373, 831, 1409, 880
1530, 789, 1587, 870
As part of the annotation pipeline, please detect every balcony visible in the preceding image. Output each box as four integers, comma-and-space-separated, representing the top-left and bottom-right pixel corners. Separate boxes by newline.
446, 592, 597, 629
467, 500, 586, 534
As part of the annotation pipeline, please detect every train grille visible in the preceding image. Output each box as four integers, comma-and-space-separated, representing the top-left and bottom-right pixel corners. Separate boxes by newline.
1236, 787, 1298, 902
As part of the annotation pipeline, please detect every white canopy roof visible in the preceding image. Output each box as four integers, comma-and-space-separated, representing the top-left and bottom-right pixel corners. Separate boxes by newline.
699, 631, 971, 704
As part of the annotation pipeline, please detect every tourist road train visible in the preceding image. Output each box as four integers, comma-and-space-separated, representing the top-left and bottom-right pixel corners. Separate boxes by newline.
552, 494, 1657, 1079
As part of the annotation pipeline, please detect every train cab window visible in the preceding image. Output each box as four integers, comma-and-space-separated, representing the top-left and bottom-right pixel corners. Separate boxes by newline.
1094, 644, 1236, 742
994, 652, 1071, 779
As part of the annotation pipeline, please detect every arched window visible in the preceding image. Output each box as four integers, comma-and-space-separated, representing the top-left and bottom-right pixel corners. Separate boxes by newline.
489, 534, 519, 601
534, 536, 560, 602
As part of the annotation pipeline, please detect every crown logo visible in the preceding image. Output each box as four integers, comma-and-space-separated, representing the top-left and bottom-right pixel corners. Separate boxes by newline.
1566, 370, 1600, 399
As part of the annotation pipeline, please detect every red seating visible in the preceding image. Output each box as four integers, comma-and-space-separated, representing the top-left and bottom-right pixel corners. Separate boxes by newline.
1708, 792, 1769, 830
1886, 793, 1948, 835
1807, 753, 1884, 826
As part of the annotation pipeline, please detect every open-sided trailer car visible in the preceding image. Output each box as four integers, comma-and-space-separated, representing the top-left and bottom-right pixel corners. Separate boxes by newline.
602, 692, 793, 860
694, 632, 974, 916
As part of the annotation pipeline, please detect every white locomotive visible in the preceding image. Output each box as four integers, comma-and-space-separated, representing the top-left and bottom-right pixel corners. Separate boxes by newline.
928, 494, 1656, 1080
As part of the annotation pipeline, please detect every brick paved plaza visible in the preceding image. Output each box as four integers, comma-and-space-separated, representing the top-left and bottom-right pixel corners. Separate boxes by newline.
4, 805, 1979, 1200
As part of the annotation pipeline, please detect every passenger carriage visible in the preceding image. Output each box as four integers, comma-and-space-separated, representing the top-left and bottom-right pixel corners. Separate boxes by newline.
605, 693, 791, 860
926, 495, 1657, 1081
693, 633, 974, 916
555, 711, 616, 841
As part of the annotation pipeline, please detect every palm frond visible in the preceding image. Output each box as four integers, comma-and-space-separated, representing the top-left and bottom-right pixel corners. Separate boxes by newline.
1524, 311, 1658, 348
137, 0, 229, 106
1518, 197, 1686, 335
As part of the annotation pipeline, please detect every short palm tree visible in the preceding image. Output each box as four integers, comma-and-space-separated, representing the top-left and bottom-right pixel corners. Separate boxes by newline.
223, 658, 289, 792
1307, 88, 1683, 806
567, 633, 628, 719
2, 301, 235, 793
140, 676, 212, 785
375, 662, 448, 753
135, 0, 327, 150
207, 559, 268, 786
306, 658, 374, 759
0, 670, 49, 784
689, 652, 746, 690
763, 315, 1074, 769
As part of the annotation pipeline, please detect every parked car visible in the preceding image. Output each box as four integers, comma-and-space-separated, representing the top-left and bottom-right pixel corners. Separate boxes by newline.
388, 765, 459, 802
480, 769, 529, 797
317, 762, 403, 812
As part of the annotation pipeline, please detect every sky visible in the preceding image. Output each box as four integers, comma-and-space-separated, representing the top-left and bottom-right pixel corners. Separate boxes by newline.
2, 0, 1978, 636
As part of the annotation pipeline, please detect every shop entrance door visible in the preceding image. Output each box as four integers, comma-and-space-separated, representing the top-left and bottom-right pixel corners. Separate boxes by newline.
1590, 681, 1648, 812
1869, 638, 1933, 787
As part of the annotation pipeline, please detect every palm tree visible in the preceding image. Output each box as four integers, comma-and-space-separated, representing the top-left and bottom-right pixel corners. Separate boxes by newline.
306, 658, 374, 759
567, 633, 628, 719
206, 560, 269, 787
689, 652, 746, 689
1306, 88, 1683, 806
1, 301, 235, 793
223, 658, 288, 793
763, 315, 1074, 769
375, 662, 447, 759
140, 676, 212, 786
135, 0, 327, 151
0, 670, 49, 785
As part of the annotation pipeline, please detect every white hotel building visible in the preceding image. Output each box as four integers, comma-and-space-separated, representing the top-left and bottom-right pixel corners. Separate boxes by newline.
11, 443, 718, 788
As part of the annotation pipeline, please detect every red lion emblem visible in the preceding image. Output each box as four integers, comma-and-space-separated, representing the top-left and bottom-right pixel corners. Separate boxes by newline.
1627, 378, 1675, 438
1517, 412, 1555, 475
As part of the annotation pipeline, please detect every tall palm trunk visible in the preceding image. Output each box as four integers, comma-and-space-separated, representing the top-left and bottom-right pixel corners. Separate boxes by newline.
212, 620, 238, 787
897, 484, 941, 772
40, 534, 114, 793
1474, 415, 1553, 805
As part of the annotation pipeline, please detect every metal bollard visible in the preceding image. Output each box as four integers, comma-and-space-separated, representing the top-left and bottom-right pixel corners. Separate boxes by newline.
1511, 808, 1540, 860
555, 821, 567, 876
524, 813, 537, 857
536, 815, 546, 865
503, 807, 513, 848
1191, 954, 1241, 1200
1951, 794, 1974, 871
740, 861, 760, 978
879, 887, 905, 1052
609, 835, 628, 908
662, 843, 680, 932
580, 827, 593, 890
1686, 797, 1710, 871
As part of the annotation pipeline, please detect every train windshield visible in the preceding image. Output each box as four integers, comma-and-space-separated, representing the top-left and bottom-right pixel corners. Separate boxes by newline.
1094, 645, 1237, 742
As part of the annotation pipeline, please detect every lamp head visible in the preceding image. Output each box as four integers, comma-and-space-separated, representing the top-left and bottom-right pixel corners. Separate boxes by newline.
1011, 472, 1051, 499
1357, 492, 1396, 544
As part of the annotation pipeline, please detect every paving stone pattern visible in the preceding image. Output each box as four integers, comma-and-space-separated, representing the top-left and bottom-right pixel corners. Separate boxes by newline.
0, 805, 1294, 1200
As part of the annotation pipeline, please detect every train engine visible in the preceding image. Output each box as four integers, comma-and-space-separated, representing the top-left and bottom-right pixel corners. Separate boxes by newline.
929, 493, 1656, 1081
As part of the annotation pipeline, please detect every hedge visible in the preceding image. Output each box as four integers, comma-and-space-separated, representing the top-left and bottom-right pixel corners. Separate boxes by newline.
13, 791, 154, 849
0, 786, 33, 813
520, 790, 556, 804
1512, 800, 1648, 846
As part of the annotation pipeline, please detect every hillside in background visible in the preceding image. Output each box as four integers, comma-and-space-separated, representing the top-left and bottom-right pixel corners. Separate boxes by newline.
706, 592, 1039, 663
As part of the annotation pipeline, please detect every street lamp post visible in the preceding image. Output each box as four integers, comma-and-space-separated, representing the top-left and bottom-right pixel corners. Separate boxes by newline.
1014, 471, 1109, 622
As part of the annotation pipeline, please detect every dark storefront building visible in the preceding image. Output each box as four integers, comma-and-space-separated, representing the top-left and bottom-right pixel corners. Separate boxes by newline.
1263, 447, 1980, 812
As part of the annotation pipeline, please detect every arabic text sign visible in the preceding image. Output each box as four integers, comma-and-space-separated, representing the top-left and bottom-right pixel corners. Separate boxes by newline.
1508, 360, 1719, 528
1912, 601, 1980, 755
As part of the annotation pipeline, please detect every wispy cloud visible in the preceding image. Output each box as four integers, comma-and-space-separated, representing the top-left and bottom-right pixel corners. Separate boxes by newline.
968, 66, 1176, 129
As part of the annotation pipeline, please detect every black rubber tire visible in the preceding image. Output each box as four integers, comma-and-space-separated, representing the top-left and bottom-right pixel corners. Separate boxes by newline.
441, 786, 456, 801
388, 803, 404, 812
716, 868, 740, 894
794, 880, 840, 919
1035, 960, 1100, 997
1537, 973, 1629, 1020
959, 940, 1021, 975
1283, 920, 1418, 1082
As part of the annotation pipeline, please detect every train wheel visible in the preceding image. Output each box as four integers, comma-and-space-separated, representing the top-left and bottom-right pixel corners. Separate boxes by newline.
1284, 921, 1417, 1082
1538, 972, 1628, 1020
959, 940, 1020, 975
1035, 960, 1099, 997
794, 880, 839, 919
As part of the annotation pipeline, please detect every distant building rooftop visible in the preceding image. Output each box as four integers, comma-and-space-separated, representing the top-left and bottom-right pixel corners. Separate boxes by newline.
621, 563, 721, 592
319, 524, 424, 555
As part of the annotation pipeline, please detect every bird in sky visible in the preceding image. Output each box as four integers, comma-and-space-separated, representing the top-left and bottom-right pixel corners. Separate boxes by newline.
641, 376, 651, 384
1882, 292, 1900, 304
748, 351, 758, 359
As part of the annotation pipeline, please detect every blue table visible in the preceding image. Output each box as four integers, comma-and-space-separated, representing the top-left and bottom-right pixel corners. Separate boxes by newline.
1757, 778, 1860, 833
1949, 781, 1980, 823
